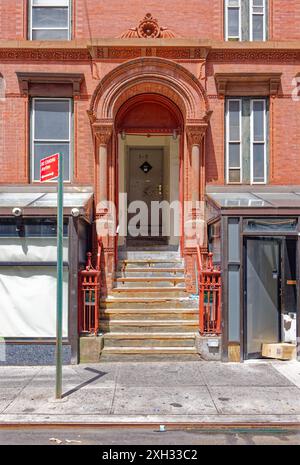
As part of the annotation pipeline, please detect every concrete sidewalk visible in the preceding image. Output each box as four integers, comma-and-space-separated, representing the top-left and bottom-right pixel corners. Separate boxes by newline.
1, 361, 300, 426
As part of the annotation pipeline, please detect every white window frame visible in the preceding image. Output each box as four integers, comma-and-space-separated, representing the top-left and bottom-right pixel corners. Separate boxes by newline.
31, 97, 72, 183
226, 98, 242, 184
250, 98, 267, 184
225, 0, 241, 41
250, 0, 266, 41
29, 0, 71, 41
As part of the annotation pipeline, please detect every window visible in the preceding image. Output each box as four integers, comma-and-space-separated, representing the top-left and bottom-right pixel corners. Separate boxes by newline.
31, 98, 72, 182
226, 98, 268, 184
226, 99, 242, 183
225, 0, 267, 41
29, 0, 71, 40
250, 0, 266, 41
225, 0, 241, 41
251, 99, 266, 183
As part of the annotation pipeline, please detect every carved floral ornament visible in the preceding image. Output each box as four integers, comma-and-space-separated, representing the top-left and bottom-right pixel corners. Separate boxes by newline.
186, 125, 208, 145
119, 13, 179, 39
93, 123, 113, 145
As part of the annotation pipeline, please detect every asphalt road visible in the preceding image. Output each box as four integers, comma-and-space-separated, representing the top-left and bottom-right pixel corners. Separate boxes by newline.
1, 427, 300, 445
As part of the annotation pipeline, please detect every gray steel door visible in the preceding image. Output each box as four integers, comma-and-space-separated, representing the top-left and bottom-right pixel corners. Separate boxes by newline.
245, 237, 281, 358
128, 148, 164, 238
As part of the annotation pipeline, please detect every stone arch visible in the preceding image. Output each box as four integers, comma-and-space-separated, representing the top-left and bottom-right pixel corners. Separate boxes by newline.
89, 57, 210, 124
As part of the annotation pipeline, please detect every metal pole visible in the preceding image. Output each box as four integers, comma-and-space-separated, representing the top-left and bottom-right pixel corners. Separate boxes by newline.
56, 153, 64, 399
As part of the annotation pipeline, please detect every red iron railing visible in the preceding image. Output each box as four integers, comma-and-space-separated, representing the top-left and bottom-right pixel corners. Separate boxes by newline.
196, 246, 222, 335
79, 239, 102, 335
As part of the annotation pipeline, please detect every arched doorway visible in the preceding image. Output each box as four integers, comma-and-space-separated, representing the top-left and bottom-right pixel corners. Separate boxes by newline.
115, 94, 183, 247
88, 57, 211, 290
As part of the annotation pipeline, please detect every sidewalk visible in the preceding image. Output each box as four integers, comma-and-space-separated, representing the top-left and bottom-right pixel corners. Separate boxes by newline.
1, 361, 300, 426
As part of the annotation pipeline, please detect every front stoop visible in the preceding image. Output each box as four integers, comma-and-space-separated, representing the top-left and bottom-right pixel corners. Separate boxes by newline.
100, 250, 201, 361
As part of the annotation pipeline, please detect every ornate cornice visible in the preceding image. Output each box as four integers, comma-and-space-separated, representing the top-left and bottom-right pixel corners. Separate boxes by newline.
0, 48, 90, 62
1, 42, 300, 63
209, 49, 300, 63
88, 45, 209, 61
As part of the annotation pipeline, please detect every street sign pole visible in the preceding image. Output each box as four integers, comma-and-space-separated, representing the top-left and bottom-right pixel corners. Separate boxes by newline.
56, 153, 64, 399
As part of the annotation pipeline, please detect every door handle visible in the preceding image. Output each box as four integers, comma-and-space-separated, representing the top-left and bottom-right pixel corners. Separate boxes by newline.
272, 270, 279, 279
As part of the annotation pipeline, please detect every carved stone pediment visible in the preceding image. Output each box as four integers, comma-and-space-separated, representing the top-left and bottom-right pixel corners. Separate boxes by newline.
119, 13, 179, 39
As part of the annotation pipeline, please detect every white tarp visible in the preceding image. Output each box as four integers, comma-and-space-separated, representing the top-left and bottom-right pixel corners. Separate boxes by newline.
0, 237, 68, 262
0, 266, 68, 338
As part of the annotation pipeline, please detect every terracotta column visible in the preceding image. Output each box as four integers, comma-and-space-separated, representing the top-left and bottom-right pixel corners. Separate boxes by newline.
184, 125, 207, 293
93, 124, 114, 293
187, 127, 205, 204
95, 126, 113, 209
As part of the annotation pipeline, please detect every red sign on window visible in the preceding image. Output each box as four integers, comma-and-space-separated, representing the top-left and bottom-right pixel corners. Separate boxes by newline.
40, 153, 59, 182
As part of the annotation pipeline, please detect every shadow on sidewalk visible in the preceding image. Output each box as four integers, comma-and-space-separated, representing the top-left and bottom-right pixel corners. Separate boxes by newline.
62, 368, 107, 398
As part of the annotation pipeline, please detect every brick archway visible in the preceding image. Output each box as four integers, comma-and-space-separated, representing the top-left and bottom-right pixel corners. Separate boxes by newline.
89, 57, 210, 124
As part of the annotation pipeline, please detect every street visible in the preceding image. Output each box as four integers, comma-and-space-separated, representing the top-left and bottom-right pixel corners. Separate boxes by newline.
1, 426, 300, 445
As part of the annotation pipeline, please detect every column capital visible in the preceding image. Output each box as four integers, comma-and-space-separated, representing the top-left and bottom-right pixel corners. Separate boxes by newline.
186, 124, 207, 146
93, 121, 114, 145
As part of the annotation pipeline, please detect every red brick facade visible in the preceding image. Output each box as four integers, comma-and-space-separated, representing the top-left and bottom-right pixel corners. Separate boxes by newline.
1, 1, 300, 290
0, 1, 299, 187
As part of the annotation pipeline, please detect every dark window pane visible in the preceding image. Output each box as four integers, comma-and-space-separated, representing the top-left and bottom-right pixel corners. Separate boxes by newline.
34, 100, 70, 140
32, 7, 68, 29
252, 15, 264, 40
229, 143, 240, 167
228, 8, 239, 37
244, 218, 298, 232
32, 29, 69, 40
228, 265, 240, 342
0, 218, 68, 237
228, 218, 240, 262
34, 142, 70, 181
229, 169, 241, 183
253, 143, 265, 182
253, 100, 265, 141
229, 100, 240, 140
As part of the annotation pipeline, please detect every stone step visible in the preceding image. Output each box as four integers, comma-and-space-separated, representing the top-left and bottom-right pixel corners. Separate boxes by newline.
110, 287, 188, 298
101, 346, 198, 355
100, 319, 199, 332
118, 251, 181, 260
100, 308, 198, 320
101, 297, 199, 309
104, 332, 196, 347
114, 277, 186, 288
118, 260, 183, 269
99, 353, 201, 362
116, 268, 185, 277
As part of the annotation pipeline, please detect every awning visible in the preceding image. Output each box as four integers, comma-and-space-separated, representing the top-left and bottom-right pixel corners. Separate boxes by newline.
206, 186, 300, 218
0, 186, 94, 220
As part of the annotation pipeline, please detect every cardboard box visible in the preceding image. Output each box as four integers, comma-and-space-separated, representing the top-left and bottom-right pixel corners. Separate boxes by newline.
228, 342, 240, 363
262, 343, 296, 361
